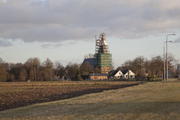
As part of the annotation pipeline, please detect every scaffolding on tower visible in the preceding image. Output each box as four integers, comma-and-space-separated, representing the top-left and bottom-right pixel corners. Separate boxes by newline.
94, 33, 112, 73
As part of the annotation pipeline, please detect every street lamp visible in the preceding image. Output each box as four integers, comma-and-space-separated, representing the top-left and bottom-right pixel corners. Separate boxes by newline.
164, 41, 172, 81
166, 34, 176, 82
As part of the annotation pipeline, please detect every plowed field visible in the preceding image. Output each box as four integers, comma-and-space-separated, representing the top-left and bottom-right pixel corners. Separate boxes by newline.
0, 81, 142, 111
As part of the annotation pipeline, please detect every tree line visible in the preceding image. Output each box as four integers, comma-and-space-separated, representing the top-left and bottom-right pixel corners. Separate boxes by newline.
119, 53, 179, 79
0, 57, 97, 82
0, 53, 179, 82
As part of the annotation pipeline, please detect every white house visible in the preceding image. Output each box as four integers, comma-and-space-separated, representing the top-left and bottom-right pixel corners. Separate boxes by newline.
110, 69, 124, 79
122, 69, 135, 79
111, 69, 135, 79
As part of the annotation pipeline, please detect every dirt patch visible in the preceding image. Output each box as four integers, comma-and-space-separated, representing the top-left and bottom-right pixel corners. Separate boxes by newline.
0, 83, 140, 111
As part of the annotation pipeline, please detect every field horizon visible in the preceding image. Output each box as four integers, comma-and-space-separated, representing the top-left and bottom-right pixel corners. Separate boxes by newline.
0, 80, 180, 120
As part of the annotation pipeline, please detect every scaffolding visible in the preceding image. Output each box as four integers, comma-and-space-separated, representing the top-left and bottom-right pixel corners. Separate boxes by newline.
94, 53, 112, 66
94, 33, 112, 73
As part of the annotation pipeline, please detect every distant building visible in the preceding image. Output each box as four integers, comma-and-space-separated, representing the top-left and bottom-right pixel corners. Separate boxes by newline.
89, 73, 108, 80
94, 33, 112, 74
82, 58, 94, 68
177, 64, 180, 72
110, 69, 124, 79
168, 71, 171, 77
122, 69, 135, 79
110, 69, 135, 79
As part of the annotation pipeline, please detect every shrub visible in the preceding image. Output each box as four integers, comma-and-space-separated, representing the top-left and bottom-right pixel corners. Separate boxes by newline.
75, 70, 82, 81
150, 74, 156, 81
147, 76, 150, 81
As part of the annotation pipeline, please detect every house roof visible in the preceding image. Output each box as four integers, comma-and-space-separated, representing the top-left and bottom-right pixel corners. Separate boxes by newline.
121, 69, 135, 74
121, 69, 128, 74
110, 69, 120, 76
82, 58, 94, 68
110, 69, 135, 76
89, 73, 108, 76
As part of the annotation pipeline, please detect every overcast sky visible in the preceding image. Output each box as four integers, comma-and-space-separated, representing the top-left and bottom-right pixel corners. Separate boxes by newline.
0, 0, 180, 67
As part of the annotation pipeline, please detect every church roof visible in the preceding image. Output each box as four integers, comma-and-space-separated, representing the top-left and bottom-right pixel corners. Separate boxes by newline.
82, 58, 94, 68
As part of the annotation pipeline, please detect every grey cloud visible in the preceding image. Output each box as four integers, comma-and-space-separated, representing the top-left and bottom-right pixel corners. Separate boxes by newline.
0, 39, 12, 47
0, 0, 179, 43
167, 8, 180, 20
54, 43, 63, 47
173, 37, 180, 43
41, 43, 63, 48
41, 44, 52, 48
68, 41, 77, 45
142, 8, 164, 21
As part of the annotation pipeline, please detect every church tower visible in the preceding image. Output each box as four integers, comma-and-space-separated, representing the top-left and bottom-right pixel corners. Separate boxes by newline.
94, 33, 112, 73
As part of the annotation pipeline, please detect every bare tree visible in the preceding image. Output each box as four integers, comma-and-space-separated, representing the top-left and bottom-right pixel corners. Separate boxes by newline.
121, 60, 132, 70
167, 53, 175, 70
84, 54, 94, 59
54, 61, 64, 78
144, 59, 151, 74
25, 58, 41, 81
0, 63, 8, 82
7, 63, 23, 81
19, 68, 27, 81
29, 67, 34, 81
42, 58, 54, 80
79, 61, 93, 75
33, 58, 40, 81
149, 56, 163, 76
132, 56, 146, 78
174, 59, 180, 76
65, 62, 80, 79
65, 62, 73, 78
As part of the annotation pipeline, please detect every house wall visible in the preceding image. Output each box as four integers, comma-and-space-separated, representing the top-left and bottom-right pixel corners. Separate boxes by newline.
111, 70, 135, 79
90, 76, 108, 80
114, 71, 123, 77
113, 71, 124, 79
124, 70, 135, 79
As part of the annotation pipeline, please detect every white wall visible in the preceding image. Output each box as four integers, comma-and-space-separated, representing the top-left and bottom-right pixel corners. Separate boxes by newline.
124, 70, 135, 79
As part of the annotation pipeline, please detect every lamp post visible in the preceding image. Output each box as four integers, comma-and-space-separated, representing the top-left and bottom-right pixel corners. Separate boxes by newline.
166, 34, 176, 82
164, 42, 166, 81
164, 41, 172, 81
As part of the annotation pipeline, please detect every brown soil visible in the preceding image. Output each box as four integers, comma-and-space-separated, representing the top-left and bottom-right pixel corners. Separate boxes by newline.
0, 83, 140, 111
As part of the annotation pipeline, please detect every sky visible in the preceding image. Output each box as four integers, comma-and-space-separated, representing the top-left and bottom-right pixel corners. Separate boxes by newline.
0, 0, 180, 68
